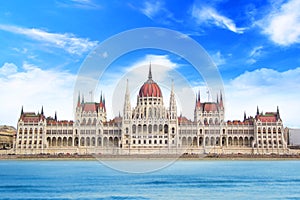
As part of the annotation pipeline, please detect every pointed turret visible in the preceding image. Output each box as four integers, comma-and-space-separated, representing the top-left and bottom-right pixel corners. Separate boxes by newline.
219, 91, 223, 108
216, 93, 219, 104
195, 90, 201, 108
169, 80, 177, 120
100, 91, 103, 103
81, 94, 85, 104
54, 111, 57, 121
41, 106, 44, 115
21, 106, 24, 116
256, 106, 259, 116
277, 106, 280, 120
244, 111, 246, 121
123, 79, 131, 120
77, 92, 81, 107
148, 63, 152, 80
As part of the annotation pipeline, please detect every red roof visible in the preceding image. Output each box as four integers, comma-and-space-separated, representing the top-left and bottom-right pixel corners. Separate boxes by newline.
47, 120, 73, 125
203, 103, 218, 112
20, 112, 45, 122
257, 112, 278, 122
178, 116, 193, 125
257, 116, 277, 122
82, 102, 105, 112
139, 79, 162, 97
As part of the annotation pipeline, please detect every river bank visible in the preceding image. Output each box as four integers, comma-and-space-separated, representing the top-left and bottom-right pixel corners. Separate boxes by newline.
1, 153, 300, 160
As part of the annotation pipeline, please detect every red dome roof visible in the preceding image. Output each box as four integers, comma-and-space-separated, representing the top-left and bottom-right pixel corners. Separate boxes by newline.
138, 65, 162, 97
139, 80, 162, 97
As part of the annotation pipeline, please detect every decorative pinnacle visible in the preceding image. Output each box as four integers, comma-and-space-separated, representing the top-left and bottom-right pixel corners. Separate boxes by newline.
148, 62, 152, 80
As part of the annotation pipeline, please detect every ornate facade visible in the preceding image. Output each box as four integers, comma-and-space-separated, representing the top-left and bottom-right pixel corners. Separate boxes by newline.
15, 66, 288, 155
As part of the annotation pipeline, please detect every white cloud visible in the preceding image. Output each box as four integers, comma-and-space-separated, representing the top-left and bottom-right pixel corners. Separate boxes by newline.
57, 0, 102, 9
192, 5, 246, 34
247, 46, 263, 64
0, 62, 76, 126
210, 51, 226, 66
259, 0, 300, 45
3, 58, 299, 129
133, 1, 180, 24
249, 46, 263, 57
0, 24, 98, 55
140, 1, 162, 19
225, 67, 300, 128
0, 63, 18, 76
98, 54, 184, 119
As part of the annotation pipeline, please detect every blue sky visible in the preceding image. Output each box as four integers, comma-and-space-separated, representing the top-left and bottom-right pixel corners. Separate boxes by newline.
0, 0, 300, 127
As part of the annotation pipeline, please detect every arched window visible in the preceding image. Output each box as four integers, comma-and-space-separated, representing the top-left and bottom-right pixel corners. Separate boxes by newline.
164, 124, 168, 134
215, 118, 219, 125
148, 108, 152, 118
148, 125, 152, 134
159, 124, 163, 132
132, 125, 136, 134
154, 124, 158, 132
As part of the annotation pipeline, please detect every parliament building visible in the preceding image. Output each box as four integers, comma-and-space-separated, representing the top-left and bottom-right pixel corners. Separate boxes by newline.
14, 66, 288, 155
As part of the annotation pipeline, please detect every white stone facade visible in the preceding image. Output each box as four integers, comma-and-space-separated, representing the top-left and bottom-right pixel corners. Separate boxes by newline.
14, 67, 288, 155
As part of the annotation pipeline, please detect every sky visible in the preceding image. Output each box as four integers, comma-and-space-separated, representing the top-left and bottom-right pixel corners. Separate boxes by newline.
0, 0, 300, 127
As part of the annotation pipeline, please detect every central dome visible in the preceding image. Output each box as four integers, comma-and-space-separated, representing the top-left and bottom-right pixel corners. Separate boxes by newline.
138, 65, 162, 97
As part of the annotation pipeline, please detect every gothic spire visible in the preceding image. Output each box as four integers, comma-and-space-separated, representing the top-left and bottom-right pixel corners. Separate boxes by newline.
21, 106, 24, 116
77, 92, 81, 107
41, 106, 44, 115
277, 106, 280, 119
100, 91, 103, 103
244, 111, 246, 121
219, 91, 223, 108
217, 93, 219, 104
169, 80, 177, 120
148, 63, 152, 80
54, 111, 57, 121
256, 106, 259, 115
171, 79, 174, 93
81, 94, 84, 104
124, 80, 131, 120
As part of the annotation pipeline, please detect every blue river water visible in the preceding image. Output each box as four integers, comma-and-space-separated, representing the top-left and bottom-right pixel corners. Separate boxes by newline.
1, 160, 300, 199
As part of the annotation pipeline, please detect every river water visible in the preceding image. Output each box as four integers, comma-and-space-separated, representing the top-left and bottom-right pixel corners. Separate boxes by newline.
1, 160, 300, 199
